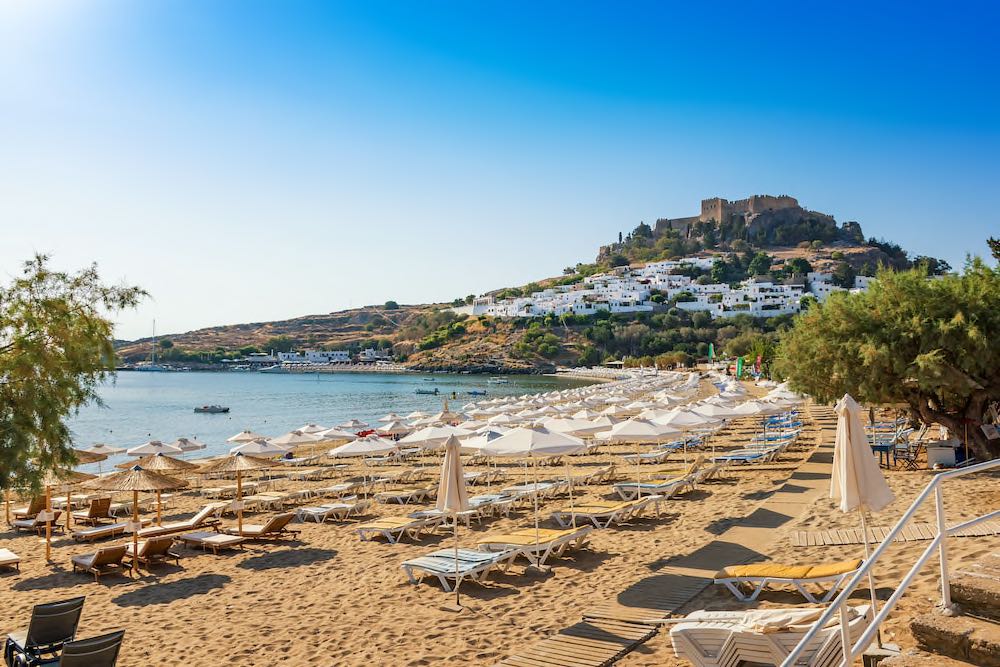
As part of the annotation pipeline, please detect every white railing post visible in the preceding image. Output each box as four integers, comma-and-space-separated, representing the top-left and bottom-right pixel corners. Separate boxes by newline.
935, 485, 953, 612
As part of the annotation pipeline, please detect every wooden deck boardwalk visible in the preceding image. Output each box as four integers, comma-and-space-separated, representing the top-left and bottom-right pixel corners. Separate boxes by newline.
791, 520, 1000, 546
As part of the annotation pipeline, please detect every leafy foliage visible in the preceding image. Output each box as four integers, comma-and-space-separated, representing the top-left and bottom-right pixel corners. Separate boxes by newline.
1, 256, 145, 492
774, 261, 1000, 458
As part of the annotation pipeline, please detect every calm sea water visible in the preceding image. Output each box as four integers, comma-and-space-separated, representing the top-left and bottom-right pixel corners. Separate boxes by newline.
69, 371, 591, 468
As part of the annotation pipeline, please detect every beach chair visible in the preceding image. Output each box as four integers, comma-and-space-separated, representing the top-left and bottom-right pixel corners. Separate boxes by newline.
550, 496, 660, 529
125, 536, 181, 569
0, 548, 21, 573
374, 485, 435, 505
354, 516, 443, 544
4, 596, 85, 667
221, 512, 300, 540
70, 497, 113, 526
11, 496, 45, 521
669, 604, 872, 667
711, 447, 777, 465
714, 558, 863, 603
136, 504, 221, 539
295, 498, 372, 523
572, 465, 616, 485
71, 520, 152, 543
477, 526, 592, 566
70, 544, 129, 581
613, 476, 693, 501
52, 630, 126, 667
401, 548, 520, 592
12, 510, 63, 535
315, 480, 368, 498
176, 531, 245, 555
621, 449, 673, 465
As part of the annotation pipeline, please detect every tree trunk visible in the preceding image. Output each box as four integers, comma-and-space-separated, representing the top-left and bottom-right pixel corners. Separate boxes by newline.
911, 393, 998, 462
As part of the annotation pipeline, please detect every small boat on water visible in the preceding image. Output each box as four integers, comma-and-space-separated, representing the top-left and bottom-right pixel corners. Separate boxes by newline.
414, 388, 440, 395
487, 376, 509, 384
467, 390, 487, 396
194, 405, 230, 414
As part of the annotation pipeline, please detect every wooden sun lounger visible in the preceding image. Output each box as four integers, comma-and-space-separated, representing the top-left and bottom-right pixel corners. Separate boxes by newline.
12, 510, 63, 535
125, 536, 182, 569
70, 544, 129, 581
71, 497, 113, 526
221, 512, 300, 540
401, 548, 519, 592
177, 531, 246, 555
11, 496, 45, 520
714, 559, 863, 603
477, 526, 593, 566
0, 548, 21, 572
136, 505, 221, 539
354, 515, 443, 543
71, 520, 153, 542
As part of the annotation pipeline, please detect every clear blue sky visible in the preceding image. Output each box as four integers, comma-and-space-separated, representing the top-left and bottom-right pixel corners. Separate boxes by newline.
2, 1, 997, 340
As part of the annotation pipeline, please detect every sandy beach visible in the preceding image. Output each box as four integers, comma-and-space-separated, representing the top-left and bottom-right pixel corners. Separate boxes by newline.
2, 380, 995, 666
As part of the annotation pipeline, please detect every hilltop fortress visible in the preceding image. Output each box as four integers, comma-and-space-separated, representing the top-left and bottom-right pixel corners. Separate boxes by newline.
656, 195, 799, 236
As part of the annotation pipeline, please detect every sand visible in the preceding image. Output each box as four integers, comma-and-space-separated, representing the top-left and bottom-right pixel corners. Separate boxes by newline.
2, 388, 995, 666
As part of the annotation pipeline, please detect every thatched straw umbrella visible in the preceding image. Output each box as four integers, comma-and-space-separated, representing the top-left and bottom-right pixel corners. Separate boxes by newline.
198, 453, 278, 536
72, 448, 107, 465
41, 469, 97, 561
124, 454, 199, 525
84, 465, 187, 574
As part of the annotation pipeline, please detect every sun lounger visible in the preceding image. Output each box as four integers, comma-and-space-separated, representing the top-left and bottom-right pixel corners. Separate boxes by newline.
70, 544, 129, 581
50, 494, 91, 510
622, 449, 674, 465
0, 548, 21, 572
56, 629, 126, 667
570, 465, 616, 485
374, 485, 435, 505
12, 510, 63, 535
4, 596, 85, 667
125, 536, 181, 569
315, 480, 369, 498
712, 448, 778, 464
136, 504, 221, 539
408, 507, 481, 528
669, 604, 872, 667
467, 494, 515, 518
71, 497, 113, 526
176, 531, 245, 555
11, 496, 45, 520
714, 558, 863, 603
354, 515, 443, 543
477, 526, 592, 566
221, 512, 300, 540
550, 496, 662, 529
613, 476, 693, 501
295, 498, 372, 523
401, 548, 520, 592
71, 520, 152, 543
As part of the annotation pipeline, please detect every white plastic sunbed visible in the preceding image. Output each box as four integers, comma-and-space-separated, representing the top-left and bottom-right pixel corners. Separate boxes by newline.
477, 526, 593, 566
401, 548, 519, 592
354, 515, 444, 543
550, 495, 663, 529
714, 559, 863, 603
669, 604, 872, 667
613, 476, 693, 501
295, 498, 372, 523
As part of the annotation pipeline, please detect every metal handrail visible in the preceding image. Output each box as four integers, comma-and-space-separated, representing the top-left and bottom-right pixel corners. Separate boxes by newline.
781, 457, 1000, 667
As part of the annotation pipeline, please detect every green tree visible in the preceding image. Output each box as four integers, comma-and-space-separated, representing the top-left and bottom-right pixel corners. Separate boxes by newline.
1, 256, 144, 492
747, 252, 772, 276
265, 335, 296, 353
774, 262, 1000, 459
383, 300, 400, 310
785, 257, 813, 275
158, 339, 174, 349
831, 261, 856, 288
988, 237, 999, 262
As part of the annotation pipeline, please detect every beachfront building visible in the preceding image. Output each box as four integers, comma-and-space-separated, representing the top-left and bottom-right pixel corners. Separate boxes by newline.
305, 350, 351, 363
358, 347, 392, 362
455, 256, 876, 321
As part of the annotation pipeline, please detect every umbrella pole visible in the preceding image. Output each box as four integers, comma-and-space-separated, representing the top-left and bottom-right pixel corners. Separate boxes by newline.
237, 470, 244, 536
533, 458, 540, 564
45, 485, 52, 562
454, 514, 461, 607
859, 509, 882, 647
65, 485, 72, 533
156, 490, 162, 526
4, 489, 9, 526
131, 490, 139, 576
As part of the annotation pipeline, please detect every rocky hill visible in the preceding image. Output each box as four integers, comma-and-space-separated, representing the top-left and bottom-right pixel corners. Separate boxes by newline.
117, 194, 948, 372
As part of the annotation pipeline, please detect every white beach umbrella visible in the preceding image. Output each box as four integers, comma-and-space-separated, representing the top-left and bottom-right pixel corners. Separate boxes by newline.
832, 394, 894, 644
542, 418, 608, 437
653, 409, 716, 428
486, 413, 519, 426
595, 419, 681, 444
399, 425, 473, 450
328, 435, 399, 458
172, 437, 207, 453
314, 427, 358, 442
338, 419, 369, 430
229, 438, 288, 456
376, 420, 412, 436
459, 429, 505, 454
571, 409, 600, 420
436, 435, 471, 607
227, 430, 266, 443
599, 405, 630, 417
270, 430, 322, 448
691, 403, 740, 419
404, 411, 428, 420
377, 413, 403, 423
127, 440, 183, 456
296, 423, 327, 434
84, 443, 125, 456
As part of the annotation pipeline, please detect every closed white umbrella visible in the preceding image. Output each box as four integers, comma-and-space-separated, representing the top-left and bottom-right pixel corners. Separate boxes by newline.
437, 435, 470, 608
229, 438, 288, 456
832, 394, 895, 646
127, 440, 182, 456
